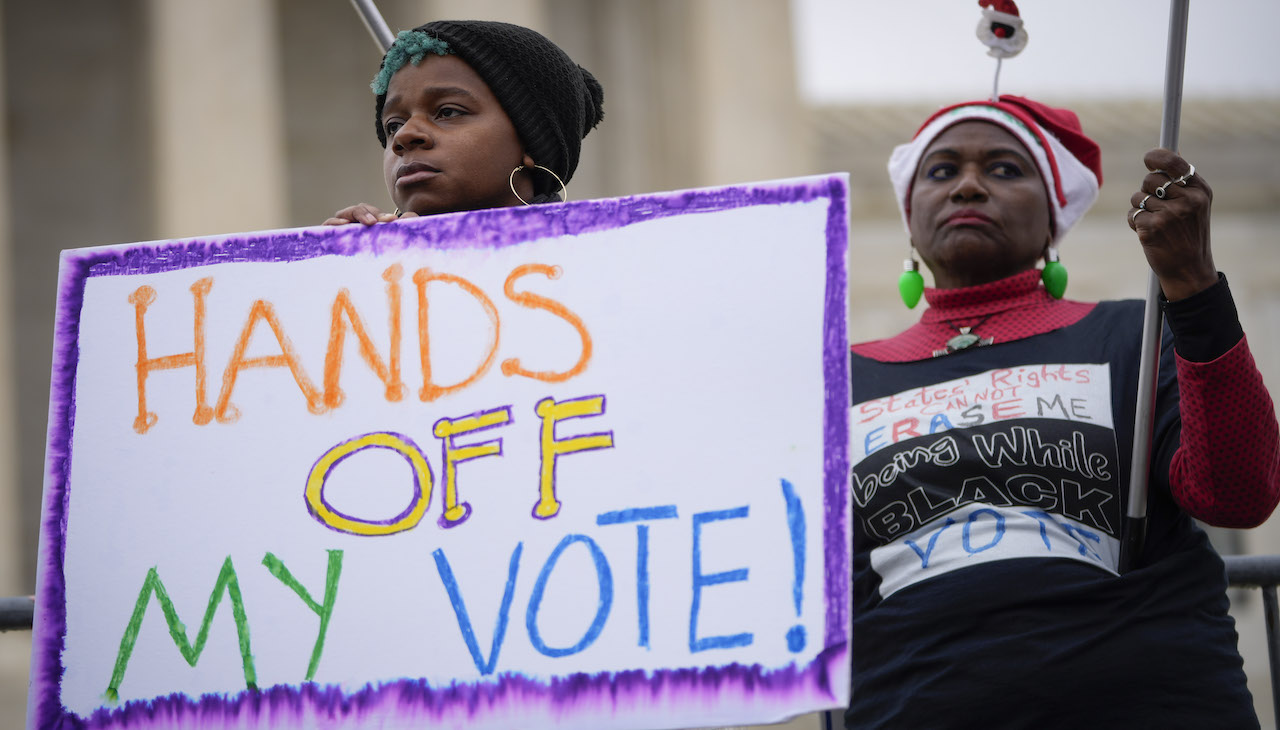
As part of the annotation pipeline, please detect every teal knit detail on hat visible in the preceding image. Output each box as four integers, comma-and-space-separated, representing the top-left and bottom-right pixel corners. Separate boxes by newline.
370, 31, 451, 95
944, 105, 1046, 154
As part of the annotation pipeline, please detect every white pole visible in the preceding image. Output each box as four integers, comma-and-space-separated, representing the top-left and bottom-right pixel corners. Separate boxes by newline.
1119, 0, 1191, 574
349, 0, 394, 52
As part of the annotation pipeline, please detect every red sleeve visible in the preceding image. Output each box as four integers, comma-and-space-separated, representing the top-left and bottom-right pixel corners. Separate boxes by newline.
1168, 334, 1280, 527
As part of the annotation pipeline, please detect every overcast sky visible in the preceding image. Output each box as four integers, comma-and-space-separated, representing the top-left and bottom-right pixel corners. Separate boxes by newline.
792, 0, 1280, 104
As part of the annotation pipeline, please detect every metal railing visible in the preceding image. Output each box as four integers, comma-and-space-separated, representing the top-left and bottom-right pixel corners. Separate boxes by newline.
0, 595, 31, 633
5, 555, 1280, 722
1222, 554, 1280, 723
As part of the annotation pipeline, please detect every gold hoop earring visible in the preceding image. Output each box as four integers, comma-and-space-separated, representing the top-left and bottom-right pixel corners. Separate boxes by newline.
508, 164, 568, 206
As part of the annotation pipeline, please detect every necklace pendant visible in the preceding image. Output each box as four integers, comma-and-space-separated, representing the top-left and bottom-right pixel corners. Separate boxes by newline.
946, 328, 982, 351
933, 326, 995, 357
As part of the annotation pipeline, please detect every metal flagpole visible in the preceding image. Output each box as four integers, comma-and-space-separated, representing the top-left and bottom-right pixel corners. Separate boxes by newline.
1119, 0, 1191, 574
350, 0, 395, 52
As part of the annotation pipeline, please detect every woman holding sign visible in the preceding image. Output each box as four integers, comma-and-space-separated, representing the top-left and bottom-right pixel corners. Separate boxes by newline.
325, 20, 603, 224
846, 95, 1279, 727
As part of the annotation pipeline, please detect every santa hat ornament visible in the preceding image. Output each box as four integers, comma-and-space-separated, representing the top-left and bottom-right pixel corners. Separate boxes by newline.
977, 0, 1028, 59
976, 0, 1027, 99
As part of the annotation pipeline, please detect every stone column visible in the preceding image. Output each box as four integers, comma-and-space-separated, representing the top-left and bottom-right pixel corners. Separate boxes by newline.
545, 0, 808, 199
686, 0, 807, 188
423, 0, 548, 31
148, 0, 288, 238
5, 0, 154, 591
0, 0, 17, 600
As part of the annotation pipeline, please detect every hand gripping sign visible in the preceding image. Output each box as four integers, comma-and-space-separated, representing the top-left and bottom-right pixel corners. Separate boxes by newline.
28, 175, 851, 730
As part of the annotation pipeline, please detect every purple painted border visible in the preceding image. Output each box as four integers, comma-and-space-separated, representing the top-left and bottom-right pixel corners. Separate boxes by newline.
73, 649, 845, 730
820, 178, 850, 653
32, 253, 89, 730
32, 176, 851, 728
79, 180, 840, 279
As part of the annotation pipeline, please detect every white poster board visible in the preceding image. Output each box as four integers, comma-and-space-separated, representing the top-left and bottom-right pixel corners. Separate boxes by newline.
29, 176, 851, 729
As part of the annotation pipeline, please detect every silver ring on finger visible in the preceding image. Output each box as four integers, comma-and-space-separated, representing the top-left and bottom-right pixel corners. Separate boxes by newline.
1131, 208, 1145, 223
1157, 162, 1197, 198
1139, 194, 1152, 210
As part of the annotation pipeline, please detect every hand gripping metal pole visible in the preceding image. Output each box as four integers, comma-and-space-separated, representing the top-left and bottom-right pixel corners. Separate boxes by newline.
350, 0, 395, 52
1119, 0, 1190, 575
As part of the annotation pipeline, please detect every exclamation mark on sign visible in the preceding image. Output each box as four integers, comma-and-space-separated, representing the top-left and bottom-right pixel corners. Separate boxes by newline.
781, 478, 806, 653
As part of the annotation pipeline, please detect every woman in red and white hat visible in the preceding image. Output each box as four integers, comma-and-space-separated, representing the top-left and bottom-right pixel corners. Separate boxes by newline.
845, 95, 1278, 727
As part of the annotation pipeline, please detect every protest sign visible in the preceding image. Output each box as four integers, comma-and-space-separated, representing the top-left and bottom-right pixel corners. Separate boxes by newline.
28, 175, 850, 729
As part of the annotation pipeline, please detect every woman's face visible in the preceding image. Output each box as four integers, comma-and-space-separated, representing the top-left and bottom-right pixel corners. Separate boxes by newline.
381, 54, 533, 216
908, 121, 1053, 289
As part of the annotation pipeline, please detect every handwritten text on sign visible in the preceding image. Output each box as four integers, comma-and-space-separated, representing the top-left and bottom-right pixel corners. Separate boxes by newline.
31, 177, 850, 730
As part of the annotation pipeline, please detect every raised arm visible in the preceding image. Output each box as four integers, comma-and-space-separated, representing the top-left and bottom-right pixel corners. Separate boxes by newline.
1131, 150, 1280, 526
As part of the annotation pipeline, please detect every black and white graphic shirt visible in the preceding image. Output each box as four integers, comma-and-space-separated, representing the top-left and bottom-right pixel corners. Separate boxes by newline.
853, 361, 1122, 599
846, 301, 1258, 729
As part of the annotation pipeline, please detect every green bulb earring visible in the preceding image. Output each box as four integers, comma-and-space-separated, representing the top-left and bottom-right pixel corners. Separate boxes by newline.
1041, 247, 1068, 299
898, 256, 924, 309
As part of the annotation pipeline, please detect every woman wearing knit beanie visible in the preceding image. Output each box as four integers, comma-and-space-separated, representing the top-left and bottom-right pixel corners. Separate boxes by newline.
846, 95, 1278, 728
325, 20, 603, 224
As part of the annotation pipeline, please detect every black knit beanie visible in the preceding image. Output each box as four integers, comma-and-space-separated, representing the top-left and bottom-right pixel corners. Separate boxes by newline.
373, 20, 604, 196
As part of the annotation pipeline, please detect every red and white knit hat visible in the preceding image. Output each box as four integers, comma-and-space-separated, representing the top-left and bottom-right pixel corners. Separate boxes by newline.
888, 95, 1103, 243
